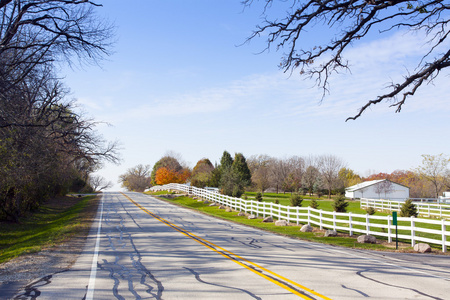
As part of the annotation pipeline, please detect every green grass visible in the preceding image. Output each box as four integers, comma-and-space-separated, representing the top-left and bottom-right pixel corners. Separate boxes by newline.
244, 192, 367, 214
0, 195, 97, 264
145, 192, 405, 251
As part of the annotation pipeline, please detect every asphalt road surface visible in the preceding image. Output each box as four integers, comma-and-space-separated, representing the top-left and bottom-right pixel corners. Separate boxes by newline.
11, 192, 450, 299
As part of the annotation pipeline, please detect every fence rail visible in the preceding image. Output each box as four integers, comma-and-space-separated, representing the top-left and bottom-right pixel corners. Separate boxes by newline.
150, 184, 449, 252
361, 198, 450, 219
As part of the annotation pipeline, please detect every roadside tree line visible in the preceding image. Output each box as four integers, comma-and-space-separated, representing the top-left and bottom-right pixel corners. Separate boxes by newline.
121, 152, 450, 200
0, 1, 119, 222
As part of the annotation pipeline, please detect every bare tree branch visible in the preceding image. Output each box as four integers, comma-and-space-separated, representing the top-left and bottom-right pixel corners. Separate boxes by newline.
244, 0, 450, 120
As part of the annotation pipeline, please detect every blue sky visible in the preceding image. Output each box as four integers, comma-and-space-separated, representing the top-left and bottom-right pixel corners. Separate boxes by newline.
62, 1, 450, 190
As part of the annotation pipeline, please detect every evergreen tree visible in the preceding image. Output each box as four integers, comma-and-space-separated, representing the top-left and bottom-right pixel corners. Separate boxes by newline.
232, 153, 252, 187
219, 152, 251, 197
220, 151, 233, 171
290, 194, 303, 207
255, 192, 263, 202
332, 194, 349, 213
400, 199, 418, 217
309, 199, 319, 209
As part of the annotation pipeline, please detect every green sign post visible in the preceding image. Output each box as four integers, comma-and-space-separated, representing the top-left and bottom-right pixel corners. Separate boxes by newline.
392, 212, 398, 249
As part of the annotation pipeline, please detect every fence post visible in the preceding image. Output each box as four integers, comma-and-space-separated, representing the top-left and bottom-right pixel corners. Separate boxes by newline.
387, 216, 392, 243
366, 214, 370, 235
411, 216, 416, 247
279, 203, 282, 221
442, 219, 447, 253
349, 212, 353, 236
307, 207, 310, 225
319, 210, 323, 230
333, 211, 336, 231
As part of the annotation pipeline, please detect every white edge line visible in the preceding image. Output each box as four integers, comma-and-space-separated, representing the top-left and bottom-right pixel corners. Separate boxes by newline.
85, 193, 105, 300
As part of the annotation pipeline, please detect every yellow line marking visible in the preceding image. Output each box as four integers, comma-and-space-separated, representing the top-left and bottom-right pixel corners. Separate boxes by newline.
121, 193, 332, 300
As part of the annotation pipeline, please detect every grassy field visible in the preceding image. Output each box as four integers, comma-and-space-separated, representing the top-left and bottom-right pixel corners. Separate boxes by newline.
146, 191, 423, 252
0, 195, 98, 264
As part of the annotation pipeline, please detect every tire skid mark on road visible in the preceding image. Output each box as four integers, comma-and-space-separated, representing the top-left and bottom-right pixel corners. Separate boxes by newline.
183, 267, 263, 300
98, 197, 164, 300
123, 192, 331, 300
356, 269, 444, 300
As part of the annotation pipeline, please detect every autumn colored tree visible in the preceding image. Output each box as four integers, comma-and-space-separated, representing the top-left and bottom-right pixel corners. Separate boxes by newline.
151, 154, 184, 185
338, 168, 361, 188
191, 158, 214, 188
364, 172, 391, 181
155, 167, 190, 185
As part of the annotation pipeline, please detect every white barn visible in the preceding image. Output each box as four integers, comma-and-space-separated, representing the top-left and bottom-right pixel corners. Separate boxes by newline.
345, 179, 410, 201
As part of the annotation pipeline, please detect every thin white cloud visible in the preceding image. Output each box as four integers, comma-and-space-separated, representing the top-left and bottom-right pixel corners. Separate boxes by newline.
91, 30, 450, 125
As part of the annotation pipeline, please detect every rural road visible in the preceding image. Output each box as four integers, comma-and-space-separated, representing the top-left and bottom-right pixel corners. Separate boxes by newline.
11, 192, 450, 299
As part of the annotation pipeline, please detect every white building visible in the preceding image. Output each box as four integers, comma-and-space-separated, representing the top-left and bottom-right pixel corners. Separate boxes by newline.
345, 179, 410, 201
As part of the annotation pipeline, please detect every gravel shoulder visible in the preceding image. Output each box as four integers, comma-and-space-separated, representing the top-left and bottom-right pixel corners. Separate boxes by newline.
0, 194, 100, 299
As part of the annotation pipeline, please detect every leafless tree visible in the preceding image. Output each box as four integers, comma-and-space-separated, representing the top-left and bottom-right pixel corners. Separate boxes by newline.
0, 1, 117, 221
374, 180, 395, 199
269, 157, 291, 193
119, 164, 152, 192
282, 155, 305, 193
89, 175, 113, 192
302, 165, 321, 196
248, 154, 273, 194
0, 1, 113, 80
318, 154, 347, 198
244, 0, 450, 120
416, 153, 450, 198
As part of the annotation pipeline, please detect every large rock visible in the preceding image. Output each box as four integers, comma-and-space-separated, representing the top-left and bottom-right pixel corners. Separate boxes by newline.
225, 207, 233, 212
262, 216, 273, 223
325, 230, 338, 237
248, 214, 257, 219
208, 202, 217, 206
218, 205, 226, 209
300, 224, 313, 232
357, 235, 377, 244
275, 220, 288, 226
414, 243, 432, 253
203, 200, 210, 204
237, 212, 246, 216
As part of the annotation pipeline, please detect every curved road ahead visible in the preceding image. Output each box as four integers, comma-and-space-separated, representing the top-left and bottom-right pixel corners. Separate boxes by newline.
13, 192, 450, 299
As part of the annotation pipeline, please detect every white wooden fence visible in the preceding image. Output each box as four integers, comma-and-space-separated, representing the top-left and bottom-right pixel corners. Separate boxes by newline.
152, 184, 450, 252
361, 198, 450, 219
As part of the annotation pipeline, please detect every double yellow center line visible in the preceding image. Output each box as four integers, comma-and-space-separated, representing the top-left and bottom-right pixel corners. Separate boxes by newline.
121, 192, 331, 300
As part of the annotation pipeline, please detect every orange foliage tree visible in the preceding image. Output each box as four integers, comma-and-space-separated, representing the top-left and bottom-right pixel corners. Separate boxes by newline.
155, 167, 191, 185
364, 170, 434, 198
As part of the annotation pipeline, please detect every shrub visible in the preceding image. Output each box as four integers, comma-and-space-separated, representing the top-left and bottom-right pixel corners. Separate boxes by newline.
309, 199, 319, 209
255, 192, 263, 202
232, 186, 244, 198
400, 199, 418, 217
365, 207, 376, 215
275, 199, 279, 204
332, 194, 349, 212
290, 194, 303, 207
242, 194, 248, 200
